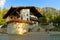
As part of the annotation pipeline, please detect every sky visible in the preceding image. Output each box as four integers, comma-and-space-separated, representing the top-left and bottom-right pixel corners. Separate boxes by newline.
0, 0, 60, 10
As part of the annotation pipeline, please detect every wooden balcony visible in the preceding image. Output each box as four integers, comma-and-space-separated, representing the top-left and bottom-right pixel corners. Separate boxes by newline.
6, 19, 33, 24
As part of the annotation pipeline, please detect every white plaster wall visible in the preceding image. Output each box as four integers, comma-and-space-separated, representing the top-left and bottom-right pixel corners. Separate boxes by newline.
20, 9, 30, 21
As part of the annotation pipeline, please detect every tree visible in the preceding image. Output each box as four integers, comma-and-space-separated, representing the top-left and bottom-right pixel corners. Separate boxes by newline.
54, 15, 60, 26
52, 15, 60, 31
39, 10, 50, 23
0, 19, 5, 25
39, 16, 50, 23
49, 14, 56, 21
0, 8, 8, 25
0, 9, 3, 19
2, 8, 8, 16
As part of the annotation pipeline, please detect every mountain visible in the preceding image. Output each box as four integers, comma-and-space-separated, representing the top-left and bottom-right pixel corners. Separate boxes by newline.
42, 7, 60, 16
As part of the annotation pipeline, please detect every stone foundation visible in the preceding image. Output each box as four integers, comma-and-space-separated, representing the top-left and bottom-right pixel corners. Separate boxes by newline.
7, 22, 29, 35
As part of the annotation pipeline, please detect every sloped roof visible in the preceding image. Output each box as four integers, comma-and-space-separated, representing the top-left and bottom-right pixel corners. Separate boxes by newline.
3, 6, 43, 18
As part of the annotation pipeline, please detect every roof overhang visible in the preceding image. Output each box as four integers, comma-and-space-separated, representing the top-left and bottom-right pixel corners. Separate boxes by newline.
3, 6, 43, 19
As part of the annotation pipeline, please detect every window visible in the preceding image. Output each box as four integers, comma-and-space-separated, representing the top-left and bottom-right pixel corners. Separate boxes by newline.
27, 18, 28, 21
27, 14, 28, 16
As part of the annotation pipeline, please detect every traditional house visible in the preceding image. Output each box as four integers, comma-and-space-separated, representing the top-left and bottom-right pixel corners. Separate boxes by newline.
3, 6, 43, 34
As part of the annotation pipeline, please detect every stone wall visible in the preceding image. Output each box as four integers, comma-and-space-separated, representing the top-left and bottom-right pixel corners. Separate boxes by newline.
0, 32, 50, 40
0, 32, 60, 40
7, 22, 29, 34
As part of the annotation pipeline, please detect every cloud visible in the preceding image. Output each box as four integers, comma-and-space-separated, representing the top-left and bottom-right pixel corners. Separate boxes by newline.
0, 0, 6, 8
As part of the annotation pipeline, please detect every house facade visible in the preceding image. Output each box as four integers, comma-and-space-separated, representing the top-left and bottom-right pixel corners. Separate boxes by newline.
3, 6, 43, 34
